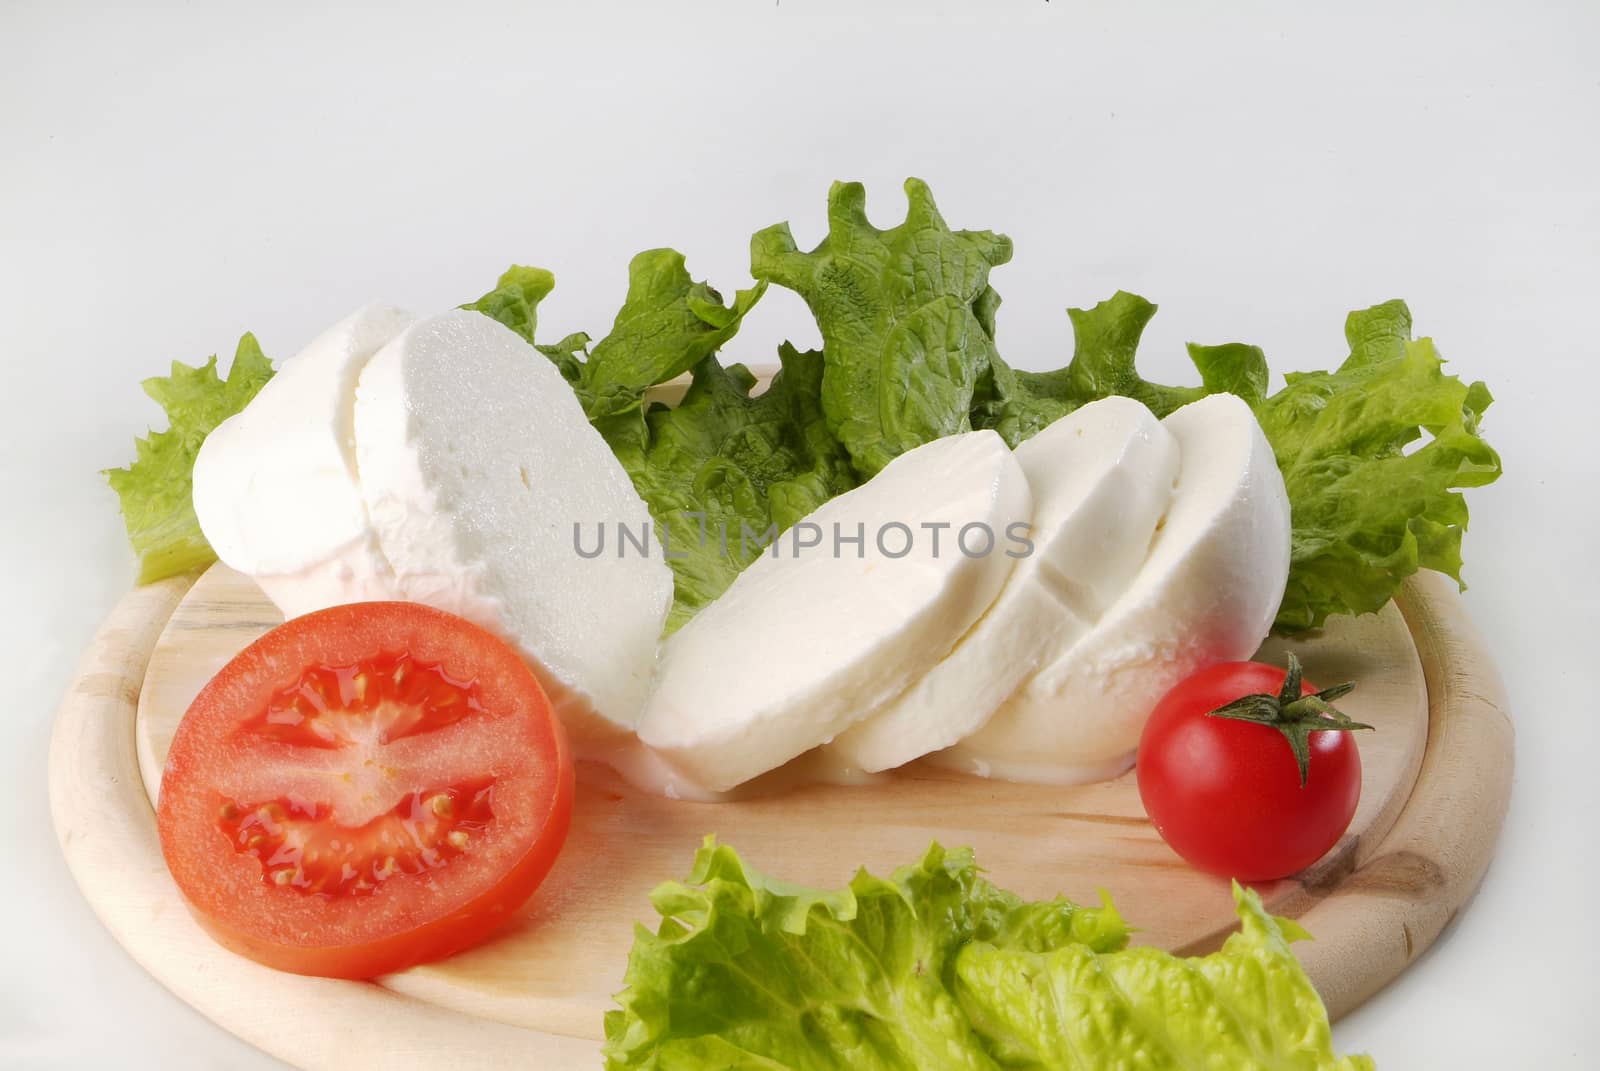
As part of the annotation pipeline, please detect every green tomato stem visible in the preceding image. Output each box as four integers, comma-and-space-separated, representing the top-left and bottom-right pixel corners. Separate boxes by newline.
1205, 654, 1373, 787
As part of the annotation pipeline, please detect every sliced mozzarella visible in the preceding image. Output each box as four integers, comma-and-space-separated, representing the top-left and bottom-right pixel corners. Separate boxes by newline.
940, 393, 1290, 783
636, 431, 1032, 792
827, 397, 1178, 772
352, 310, 673, 750
192, 303, 414, 618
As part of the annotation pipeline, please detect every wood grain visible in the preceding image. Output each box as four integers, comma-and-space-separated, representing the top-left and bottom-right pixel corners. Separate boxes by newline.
51, 565, 1510, 1068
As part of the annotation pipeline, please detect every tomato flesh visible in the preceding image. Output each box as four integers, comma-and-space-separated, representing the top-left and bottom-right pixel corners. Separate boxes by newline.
1136, 660, 1362, 882
216, 776, 497, 897
241, 650, 487, 749
158, 602, 574, 979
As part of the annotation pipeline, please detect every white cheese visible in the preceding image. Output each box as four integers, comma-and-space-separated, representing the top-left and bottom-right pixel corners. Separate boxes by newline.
636, 430, 1032, 793
938, 393, 1290, 783
352, 310, 673, 750
191, 303, 414, 618
827, 397, 1178, 772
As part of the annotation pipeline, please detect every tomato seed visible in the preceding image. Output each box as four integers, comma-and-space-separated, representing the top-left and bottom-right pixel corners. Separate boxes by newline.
218, 778, 495, 898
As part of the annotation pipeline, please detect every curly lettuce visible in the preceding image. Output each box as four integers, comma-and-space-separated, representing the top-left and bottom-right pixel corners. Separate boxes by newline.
465, 250, 764, 419
585, 249, 765, 418
976, 291, 1272, 442
110, 179, 1499, 638
977, 294, 1499, 631
953, 882, 1374, 1070
105, 334, 274, 582
1255, 303, 1500, 630
753, 181, 1498, 632
460, 263, 555, 346
604, 839, 1373, 1070
752, 179, 1013, 478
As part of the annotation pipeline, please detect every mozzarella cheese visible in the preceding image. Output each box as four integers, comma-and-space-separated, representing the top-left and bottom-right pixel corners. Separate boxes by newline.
192, 303, 414, 618
826, 397, 1178, 772
352, 310, 673, 750
939, 393, 1290, 783
636, 430, 1032, 792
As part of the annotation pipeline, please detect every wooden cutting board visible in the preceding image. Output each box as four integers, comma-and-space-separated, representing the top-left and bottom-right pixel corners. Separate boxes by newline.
49, 564, 1512, 1070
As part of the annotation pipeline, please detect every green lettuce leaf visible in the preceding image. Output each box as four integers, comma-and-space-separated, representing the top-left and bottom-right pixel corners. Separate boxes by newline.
105, 334, 274, 583
955, 883, 1374, 1070
106, 179, 1500, 636
603, 837, 1127, 1071
974, 291, 1270, 443
604, 841, 1370, 1071
752, 178, 1013, 478
461, 263, 555, 345
601, 344, 857, 633
463, 264, 595, 393
471, 182, 1496, 636
1258, 303, 1500, 630
975, 285, 1495, 632
585, 249, 766, 418
466, 252, 766, 420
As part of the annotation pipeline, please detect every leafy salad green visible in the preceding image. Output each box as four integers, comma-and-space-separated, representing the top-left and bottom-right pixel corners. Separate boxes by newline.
108, 178, 1499, 633
106, 334, 275, 583
751, 177, 1014, 479
603, 837, 1374, 1070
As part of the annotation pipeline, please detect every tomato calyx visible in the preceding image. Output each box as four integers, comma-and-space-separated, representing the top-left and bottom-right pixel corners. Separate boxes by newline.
1205, 654, 1371, 786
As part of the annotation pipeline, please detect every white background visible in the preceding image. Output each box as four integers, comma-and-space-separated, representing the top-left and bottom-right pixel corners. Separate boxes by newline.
3, 1, 1596, 1066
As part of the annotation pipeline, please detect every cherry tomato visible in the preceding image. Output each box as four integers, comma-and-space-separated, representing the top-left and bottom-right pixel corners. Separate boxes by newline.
157, 601, 574, 978
1136, 658, 1363, 882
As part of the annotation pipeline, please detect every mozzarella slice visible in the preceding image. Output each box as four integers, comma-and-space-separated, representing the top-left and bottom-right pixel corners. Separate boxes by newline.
827, 397, 1178, 773
353, 310, 673, 750
192, 303, 414, 618
940, 393, 1290, 783
636, 430, 1032, 793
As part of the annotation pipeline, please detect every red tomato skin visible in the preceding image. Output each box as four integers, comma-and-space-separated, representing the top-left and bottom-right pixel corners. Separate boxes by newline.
1136, 661, 1361, 882
157, 601, 575, 979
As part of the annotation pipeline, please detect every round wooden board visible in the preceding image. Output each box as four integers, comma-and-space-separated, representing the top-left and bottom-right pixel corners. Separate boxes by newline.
50, 565, 1512, 1069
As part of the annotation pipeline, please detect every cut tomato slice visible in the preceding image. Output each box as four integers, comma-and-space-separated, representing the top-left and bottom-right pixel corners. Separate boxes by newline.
157, 601, 574, 979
